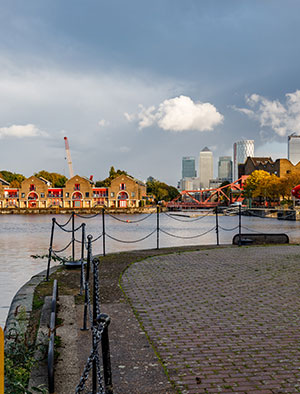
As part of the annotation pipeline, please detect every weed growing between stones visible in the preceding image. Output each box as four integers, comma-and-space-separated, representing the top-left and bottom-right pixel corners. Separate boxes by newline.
5, 306, 47, 394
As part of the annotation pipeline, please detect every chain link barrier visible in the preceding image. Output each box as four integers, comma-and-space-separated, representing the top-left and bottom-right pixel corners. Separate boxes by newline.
76, 254, 112, 394
219, 225, 239, 232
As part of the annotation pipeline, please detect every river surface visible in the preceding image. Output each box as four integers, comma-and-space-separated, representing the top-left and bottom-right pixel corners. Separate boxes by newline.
1, 211, 300, 327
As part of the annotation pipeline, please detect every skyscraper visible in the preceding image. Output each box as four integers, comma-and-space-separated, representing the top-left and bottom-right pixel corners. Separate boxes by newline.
288, 134, 300, 165
182, 156, 196, 178
218, 156, 232, 182
233, 140, 254, 180
199, 147, 213, 189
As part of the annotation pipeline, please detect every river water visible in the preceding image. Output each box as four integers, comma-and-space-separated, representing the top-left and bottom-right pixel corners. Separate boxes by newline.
1, 211, 300, 327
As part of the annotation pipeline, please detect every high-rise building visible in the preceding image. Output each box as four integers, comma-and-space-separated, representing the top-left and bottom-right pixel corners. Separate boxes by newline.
233, 140, 254, 180
218, 156, 232, 182
182, 157, 196, 178
288, 134, 300, 165
198, 147, 213, 189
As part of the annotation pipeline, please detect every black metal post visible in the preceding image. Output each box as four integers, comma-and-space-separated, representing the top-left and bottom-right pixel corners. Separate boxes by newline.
156, 205, 160, 250
215, 207, 219, 246
81, 234, 92, 331
92, 257, 97, 394
98, 314, 113, 394
102, 208, 106, 256
80, 223, 86, 295
46, 218, 56, 281
72, 211, 75, 262
238, 204, 242, 246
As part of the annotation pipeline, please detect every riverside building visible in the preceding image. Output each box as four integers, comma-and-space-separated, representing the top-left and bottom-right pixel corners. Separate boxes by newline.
0, 174, 147, 209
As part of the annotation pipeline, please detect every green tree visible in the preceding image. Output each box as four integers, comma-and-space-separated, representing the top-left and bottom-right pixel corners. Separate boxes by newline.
34, 170, 68, 187
0, 170, 25, 187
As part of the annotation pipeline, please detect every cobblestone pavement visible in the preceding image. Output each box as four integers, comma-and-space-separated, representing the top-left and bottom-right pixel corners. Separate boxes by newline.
121, 245, 300, 394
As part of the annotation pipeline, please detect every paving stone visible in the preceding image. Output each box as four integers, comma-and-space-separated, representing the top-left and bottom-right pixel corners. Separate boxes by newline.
121, 245, 300, 394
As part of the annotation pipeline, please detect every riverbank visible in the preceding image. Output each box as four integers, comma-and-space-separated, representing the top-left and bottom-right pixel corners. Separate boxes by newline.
0, 206, 158, 215
7, 243, 300, 393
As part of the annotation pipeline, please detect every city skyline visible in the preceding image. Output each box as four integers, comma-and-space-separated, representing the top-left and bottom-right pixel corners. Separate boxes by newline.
0, 1, 299, 186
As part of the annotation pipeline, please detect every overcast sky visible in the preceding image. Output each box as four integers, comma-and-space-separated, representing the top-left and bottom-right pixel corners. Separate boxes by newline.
1, 0, 300, 185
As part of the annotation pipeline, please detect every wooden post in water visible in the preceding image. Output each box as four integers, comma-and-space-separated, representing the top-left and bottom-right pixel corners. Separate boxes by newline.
0, 327, 4, 394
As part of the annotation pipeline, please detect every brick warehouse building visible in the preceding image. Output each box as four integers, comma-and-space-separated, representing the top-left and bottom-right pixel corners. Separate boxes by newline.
239, 157, 300, 178
0, 174, 146, 209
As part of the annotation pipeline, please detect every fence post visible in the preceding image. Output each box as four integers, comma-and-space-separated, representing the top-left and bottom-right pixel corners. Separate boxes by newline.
46, 218, 56, 281
0, 327, 3, 394
102, 208, 106, 257
80, 223, 86, 295
92, 257, 98, 394
156, 205, 160, 249
72, 211, 75, 261
99, 314, 113, 394
215, 206, 219, 246
81, 234, 92, 331
238, 204, 242, 246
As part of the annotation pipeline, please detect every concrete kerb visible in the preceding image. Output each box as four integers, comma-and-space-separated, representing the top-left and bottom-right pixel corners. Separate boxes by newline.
4, 266, 59, 337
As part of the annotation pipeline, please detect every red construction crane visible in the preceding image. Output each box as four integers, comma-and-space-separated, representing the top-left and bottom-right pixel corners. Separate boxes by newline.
64, 136, 74, 179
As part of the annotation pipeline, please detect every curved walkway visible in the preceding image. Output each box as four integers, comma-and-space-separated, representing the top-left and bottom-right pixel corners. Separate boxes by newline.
121, 245, 300, 394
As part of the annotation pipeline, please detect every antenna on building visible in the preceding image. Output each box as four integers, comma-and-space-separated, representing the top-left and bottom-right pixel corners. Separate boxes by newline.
64, 136, 74, 179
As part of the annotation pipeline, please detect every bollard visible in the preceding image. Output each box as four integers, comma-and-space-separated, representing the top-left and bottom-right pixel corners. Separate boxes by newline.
215, 206, 219, 246
156, 205, 160, 250
0, 327, 3, 394
102, 208, 106, 256
46, 218, 56, 281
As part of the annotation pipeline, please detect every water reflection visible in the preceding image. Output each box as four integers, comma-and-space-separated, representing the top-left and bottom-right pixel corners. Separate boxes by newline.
1, 212, 299, 327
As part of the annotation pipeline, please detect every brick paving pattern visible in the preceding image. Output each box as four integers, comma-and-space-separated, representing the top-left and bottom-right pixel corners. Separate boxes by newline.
121, 245, 300, 394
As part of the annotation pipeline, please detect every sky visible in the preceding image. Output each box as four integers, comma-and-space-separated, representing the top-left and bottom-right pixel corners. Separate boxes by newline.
1, 0, 300, 185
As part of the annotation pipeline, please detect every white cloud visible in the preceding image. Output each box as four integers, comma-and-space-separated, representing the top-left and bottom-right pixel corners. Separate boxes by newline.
125, 95, 224, 132
235, 90, 300, 137
98, 119, 110, 127
0, 124, 47, 139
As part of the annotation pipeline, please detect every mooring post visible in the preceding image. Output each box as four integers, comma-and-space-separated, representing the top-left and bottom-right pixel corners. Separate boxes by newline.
156, 205, 160, 250
72, 211, 75, 262
80, 223, 86, 295
81, 234, 92, 331
46, 218, 56, 281
215, 206, 219, 246
238, 204, 242, 246
102, 208, 106, 256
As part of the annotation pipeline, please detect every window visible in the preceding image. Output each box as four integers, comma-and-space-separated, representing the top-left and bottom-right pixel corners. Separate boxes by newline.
65, 192, 69, 197
111, 192, 115, 197
85, 192, 89, 198
30, 184, 35, 191
41, 193, 45, 198
131, 192, 135, 198
120, 183, 126, 190
21, 193, 25, 198
74, 184, 80, 190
